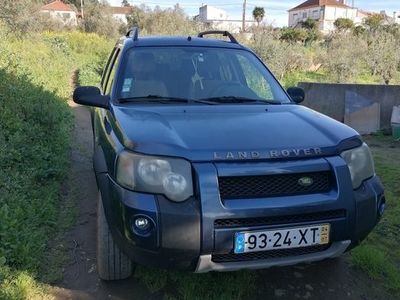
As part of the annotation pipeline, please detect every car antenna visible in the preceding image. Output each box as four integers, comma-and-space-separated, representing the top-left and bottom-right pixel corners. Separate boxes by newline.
126, 27, 139, 41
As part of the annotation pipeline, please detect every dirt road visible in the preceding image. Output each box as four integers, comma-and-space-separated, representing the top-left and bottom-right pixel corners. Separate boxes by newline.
52, 103, 393, 300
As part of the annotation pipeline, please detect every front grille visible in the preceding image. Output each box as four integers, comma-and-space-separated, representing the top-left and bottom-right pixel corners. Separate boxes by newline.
214, 209, 346, 228
218, 171, 333, 200
212, 244, 331, 263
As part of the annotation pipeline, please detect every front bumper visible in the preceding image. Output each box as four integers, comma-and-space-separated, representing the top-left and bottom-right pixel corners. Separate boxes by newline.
195, 240, 351, 273
96, 156, 384, 273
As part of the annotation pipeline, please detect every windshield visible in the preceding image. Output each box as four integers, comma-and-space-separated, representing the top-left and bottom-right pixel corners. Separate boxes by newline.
117, 46, 291, 104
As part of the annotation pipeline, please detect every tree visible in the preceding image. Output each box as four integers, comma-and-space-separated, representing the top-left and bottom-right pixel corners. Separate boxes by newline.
121, 0, 130, 7
126, 4, 204, 36
352, 25, 366, 36
364, 14, 384, 32
300, 18, 321, 45
334, 18, 354, 31
301, 17, 318, 31
64, 0, 98, 10
280, 27, 307, 44
251, 27, 309, 80
0, 0, 43, 34
325, 34, 366, 83
366, 31, 400, 84
252, 7, 265, 27
81, 2, 122, 38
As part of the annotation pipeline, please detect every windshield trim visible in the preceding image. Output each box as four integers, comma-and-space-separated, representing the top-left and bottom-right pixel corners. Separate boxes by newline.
113, 46, 292, 106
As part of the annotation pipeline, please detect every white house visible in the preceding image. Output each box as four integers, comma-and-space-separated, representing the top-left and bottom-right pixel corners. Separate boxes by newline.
197, 5, 256, 33
111, 6, 134, 24
288, 0, 367, 32
40, 1, 78, 26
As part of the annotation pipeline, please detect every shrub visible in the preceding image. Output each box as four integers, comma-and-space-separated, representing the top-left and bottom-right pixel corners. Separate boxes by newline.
334, 18, 354, 31
80, 2, 123, 39
280, 27, 308, 44
324, 34, 367, 83
366, 30, 400, 84
251, 27, 310, 80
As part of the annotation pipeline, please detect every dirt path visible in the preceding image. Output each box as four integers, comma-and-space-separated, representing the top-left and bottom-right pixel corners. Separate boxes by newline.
51, 101, 394, 300
52, 101, 158, 300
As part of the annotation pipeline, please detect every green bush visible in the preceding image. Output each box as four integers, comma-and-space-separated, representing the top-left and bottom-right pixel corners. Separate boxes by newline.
0, 25, 111, 299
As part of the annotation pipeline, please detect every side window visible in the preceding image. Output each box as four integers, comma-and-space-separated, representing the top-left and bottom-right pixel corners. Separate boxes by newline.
101, 48, 117, 91
104, 50, 121, 95
236, 54, 273, 99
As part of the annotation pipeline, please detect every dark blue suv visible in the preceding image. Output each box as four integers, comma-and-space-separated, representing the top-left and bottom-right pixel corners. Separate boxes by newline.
73, 28, 385, 280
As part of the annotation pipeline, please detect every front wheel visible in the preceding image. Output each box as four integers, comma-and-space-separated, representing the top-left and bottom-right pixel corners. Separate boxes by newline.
97, 192, 133, 280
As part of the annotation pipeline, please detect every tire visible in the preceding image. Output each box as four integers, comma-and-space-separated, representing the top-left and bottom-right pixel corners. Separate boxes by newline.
97, 192, 133, 280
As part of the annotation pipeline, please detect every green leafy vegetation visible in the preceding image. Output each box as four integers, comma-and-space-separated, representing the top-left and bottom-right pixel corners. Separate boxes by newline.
252, 7, 265, 27
351, 135, 400, 292
0, 25, 111, 299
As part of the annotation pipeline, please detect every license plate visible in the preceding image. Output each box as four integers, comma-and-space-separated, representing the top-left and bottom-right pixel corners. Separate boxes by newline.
234, 224, 330, 254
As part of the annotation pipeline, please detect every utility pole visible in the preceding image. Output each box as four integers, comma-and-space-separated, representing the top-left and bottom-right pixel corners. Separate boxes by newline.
80, 0, 84, 20
242, 0, 246, 32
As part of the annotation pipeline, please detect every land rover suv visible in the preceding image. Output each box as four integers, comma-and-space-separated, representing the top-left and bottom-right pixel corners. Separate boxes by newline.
73, 28, 385, 280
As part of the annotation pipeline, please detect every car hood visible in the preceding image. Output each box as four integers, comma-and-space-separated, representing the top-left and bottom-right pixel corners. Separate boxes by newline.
111, 104, 361, 162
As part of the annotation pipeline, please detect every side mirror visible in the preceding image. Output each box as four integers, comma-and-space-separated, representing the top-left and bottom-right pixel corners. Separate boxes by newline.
287, 87, 305, 104
73, 86, 110, 109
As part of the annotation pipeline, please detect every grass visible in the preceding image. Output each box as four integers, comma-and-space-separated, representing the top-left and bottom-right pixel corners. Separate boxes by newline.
351, 135, 400, 292
282, 70, 329, 88
281, 67, 400, 88
0, 26, 111, 299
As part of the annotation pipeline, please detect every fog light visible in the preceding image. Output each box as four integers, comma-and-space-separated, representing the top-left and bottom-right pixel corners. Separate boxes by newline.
135, 217, 150, 230
132, 215, 153, 235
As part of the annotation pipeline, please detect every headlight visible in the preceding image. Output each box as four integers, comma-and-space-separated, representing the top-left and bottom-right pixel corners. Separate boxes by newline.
340, 143, 375, 189
116, 152, 193, 202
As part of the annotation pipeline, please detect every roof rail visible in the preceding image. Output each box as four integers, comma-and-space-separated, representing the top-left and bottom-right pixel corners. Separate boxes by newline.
126, 27, 139, 41
197, 30, 238, 44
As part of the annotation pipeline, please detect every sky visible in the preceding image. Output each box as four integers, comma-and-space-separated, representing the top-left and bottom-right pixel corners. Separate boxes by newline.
108, 0, 400, 27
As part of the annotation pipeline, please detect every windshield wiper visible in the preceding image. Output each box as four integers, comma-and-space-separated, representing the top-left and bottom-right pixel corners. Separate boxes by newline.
118, 95, 217, 105
119, 95, 190, 104
197, 96, 281, 104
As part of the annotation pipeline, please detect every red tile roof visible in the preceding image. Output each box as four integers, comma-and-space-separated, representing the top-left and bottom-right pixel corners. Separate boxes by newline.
41, 1, 74, 12
357, 9, 377, 17
111, 6, 134, 15
289, 0, 351, 11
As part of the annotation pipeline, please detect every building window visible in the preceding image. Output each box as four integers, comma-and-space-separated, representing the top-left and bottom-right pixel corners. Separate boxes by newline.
313, 10, 319, 19
62, 12, 70, 19
302, 12, 307, 19
293, 13, 298, 21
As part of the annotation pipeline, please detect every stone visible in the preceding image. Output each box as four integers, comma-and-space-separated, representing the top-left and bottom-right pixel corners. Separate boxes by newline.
294, 271, 303, 278
274, 289, 287, 297
344, 91, 380, 135
305, 284, 314, 291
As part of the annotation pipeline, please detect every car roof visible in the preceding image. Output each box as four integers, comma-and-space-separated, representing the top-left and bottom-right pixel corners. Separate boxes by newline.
119, 36, 246, 50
